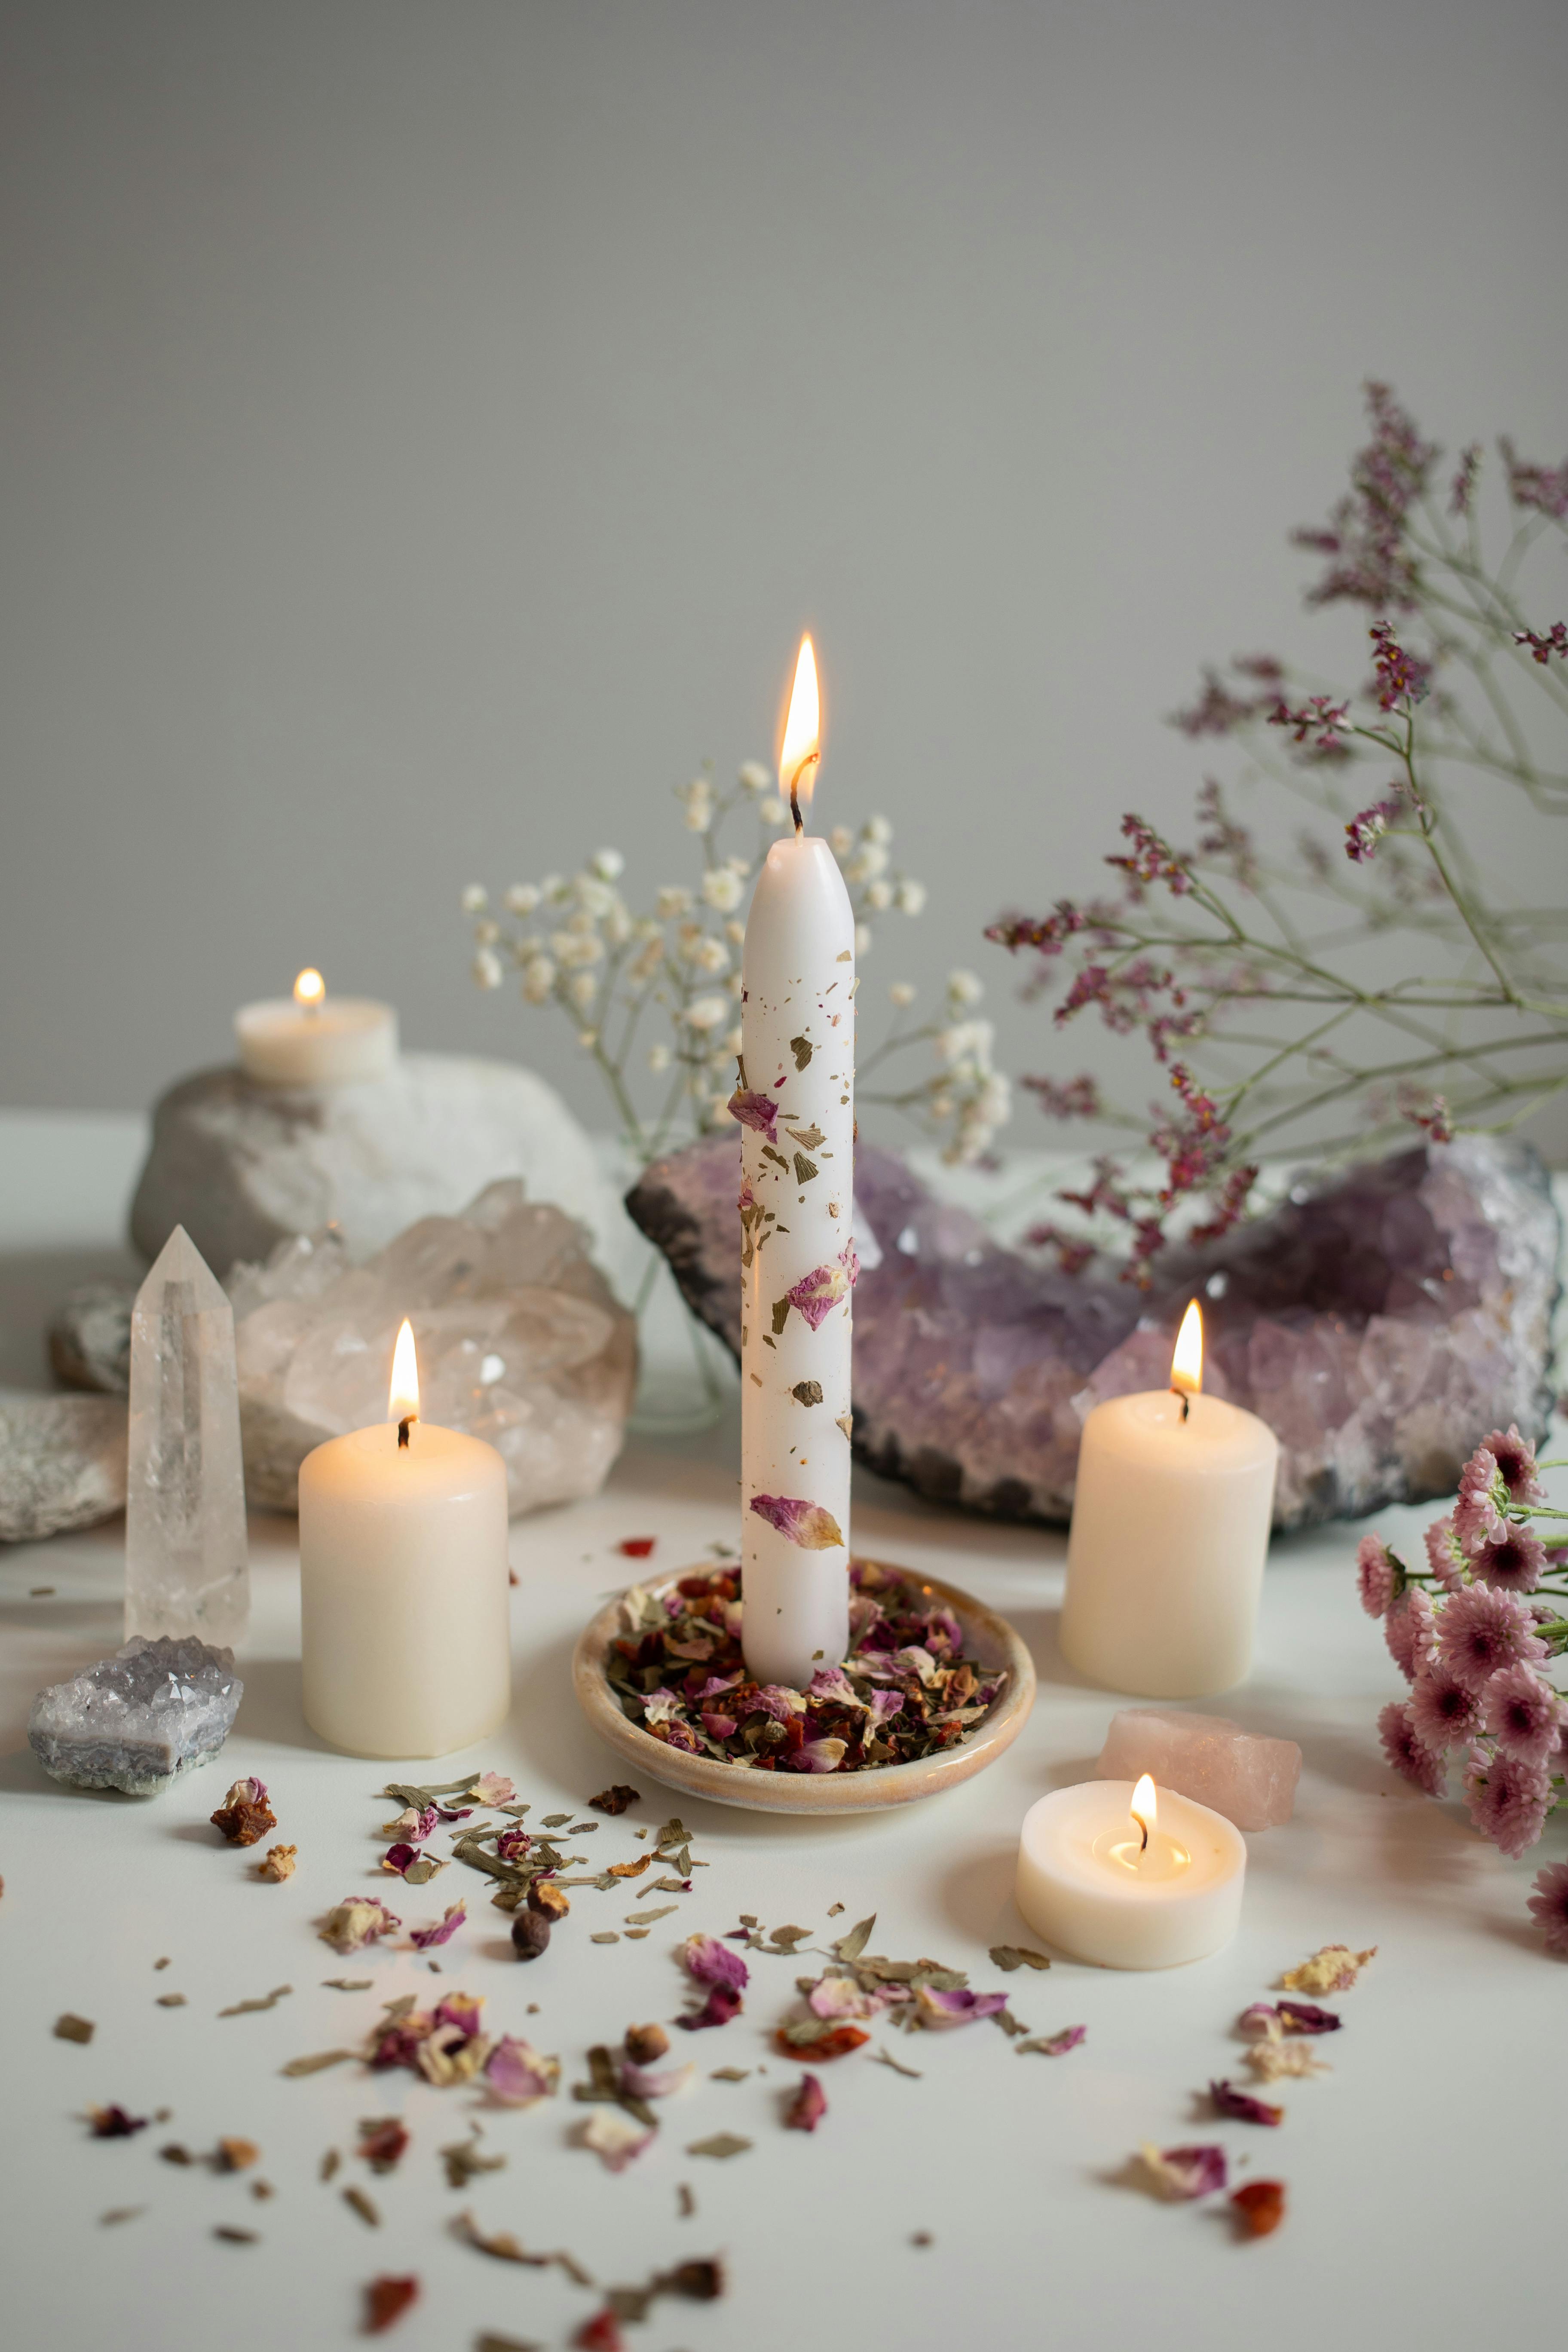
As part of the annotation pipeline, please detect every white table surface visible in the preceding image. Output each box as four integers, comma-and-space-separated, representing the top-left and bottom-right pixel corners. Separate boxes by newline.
1, 1109, 1563, 2352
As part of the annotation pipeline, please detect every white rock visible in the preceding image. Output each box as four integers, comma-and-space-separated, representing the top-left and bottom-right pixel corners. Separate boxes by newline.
129, 1051, 623, 1279
0, 1390, 127, 1541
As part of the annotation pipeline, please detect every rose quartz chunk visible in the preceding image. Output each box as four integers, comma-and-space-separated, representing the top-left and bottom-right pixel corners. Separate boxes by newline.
1094, 1708, 1301, 1830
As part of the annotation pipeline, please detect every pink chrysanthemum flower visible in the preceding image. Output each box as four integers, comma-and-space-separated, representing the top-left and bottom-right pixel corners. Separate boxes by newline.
1384, 1586, 1436, 1682
1378, 1700, 1446, 1797
1462, 1746, 1552, 1859
1408, 1663, 1483, 1755
1453, 1448, 1505, 1555
1480, 1426, 1546, 1508
1437, 1583, 1547, 1695
1482, 1662, 1565, 1768
1468, 1526, 1547, 1596
1424, 1516, 1468, 1591
1527, 1860, 1568, 1957
1356, 1534, 1400, 1618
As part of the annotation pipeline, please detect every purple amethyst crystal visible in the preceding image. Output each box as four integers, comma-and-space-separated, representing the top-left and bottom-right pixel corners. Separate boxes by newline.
625, 1134, 1558, 1531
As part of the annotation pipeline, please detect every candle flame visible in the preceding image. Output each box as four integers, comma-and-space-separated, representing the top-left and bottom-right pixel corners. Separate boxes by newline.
780, 635, 821, 829
1170, 1299, 1203, 1399
389, 1317, 420, 1427
293, 968, 325, 1010
1131, 1773, 1157, 1851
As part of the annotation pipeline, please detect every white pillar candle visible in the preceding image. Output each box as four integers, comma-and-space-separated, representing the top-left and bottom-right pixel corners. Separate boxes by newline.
236, 968, 398, 1085
1016, 1775, 1246, 1969
735, 637, 856, 1689
1060, 1302, 1278, 1698
299, 1320, 511, 1758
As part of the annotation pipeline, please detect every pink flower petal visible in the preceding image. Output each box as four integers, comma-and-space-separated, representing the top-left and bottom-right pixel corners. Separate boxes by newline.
914, 1985, 1010, 2029
786, 2073, 827, 2132
785, 1262, 850, 1331
681, 1935, 750, 1992
748, 1494, 844, 1550
484, 2034, 560, 2107
677, 1985, 744, 2032
728, 1089, 780, 1142
1140, 2143, 1228, 2200
468, 1773, 516, 1806
1210, 2078, 1284, 2125
409, 1901, 467, 1951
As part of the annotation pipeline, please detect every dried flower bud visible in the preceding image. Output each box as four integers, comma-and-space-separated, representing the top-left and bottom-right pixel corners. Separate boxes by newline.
624, 2021, 670, 2065
215, 2137, 260, 2172
527, 1880, 570, 1922
511, 1911, 551, 1961
257, 1845, 297, 1883
210, 1778, 276, 1847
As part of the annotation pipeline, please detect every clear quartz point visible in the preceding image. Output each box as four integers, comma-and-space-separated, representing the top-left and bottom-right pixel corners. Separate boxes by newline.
126, 1226, 249, 1645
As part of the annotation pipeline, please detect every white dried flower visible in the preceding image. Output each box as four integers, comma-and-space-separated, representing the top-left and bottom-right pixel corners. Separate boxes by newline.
724, 918, 746, 945
738, 759, 773, 794
590, 847, 625, 880
678, 778, 715, 833
829, 825, 854, 858
866, 878, 894, 911
689, 935, 729, 976
577, 1029, 599, 1050
701, 867, 744, 912
947, 968, 984, 1006
864, 814, 893, 846
657, 886, 693, 919
568, 971, 598, 1012
630, 937, 665, 984
539, 873, 565, 902
895, 877, 927, 916
760, 796, 788, 828
504, 882, 540, 916
474, 918, 500, 946
937, 1017, 995, 1069
649, 1042, 672, 1072
726, 970, 744, 998
472, 947, 504, 990
683, 994, 728, 1032
521, 955, 556, 1002
854, 923, 871, 959
889, 980, 917, 1008
603, 903, 632, 947
552, 931, 603, 969
706, 1093, 735, 1128
573, 877, 618, 921
723, 1025, 743, 1056
848, 840, 889, 882
461, 884, 489, 915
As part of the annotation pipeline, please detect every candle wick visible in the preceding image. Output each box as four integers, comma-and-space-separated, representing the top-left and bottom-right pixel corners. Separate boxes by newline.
398, 1415, 416, 1449
787, 750, 819, 835
1173, 1387, 1190, 1422
1138, 1818, 1149, 1853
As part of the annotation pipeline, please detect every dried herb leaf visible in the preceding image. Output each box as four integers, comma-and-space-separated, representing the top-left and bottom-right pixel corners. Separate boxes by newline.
833, 1916, 876, 1963
591, 1933, 620, 1945
281, 2049, 355, 2077
220, 1984, 292, 2018
342, 2185, 381, 2227
440, 2126, 506, 2189
99, 2207, 144, 2226
54, 2013, 95, 2044
791, 1381, 824, 1407
677, 2183, 696, 2217
625, 1906, 677, 1925
686, 2133, 752, 2160
770, 1296, 792, 1336
872, 2046, 922, 2079
989, 1945, 1052, 1974
475, 2338, 543, 2352
156, 1993, 187, 2008
214, 2226, 259, 2245
710, 2067, 750, 2082
786, 1124, 824, 1149
321, 2149, 340, 2180
453, 2211, 593, 2284
793, 1154, 818, 1183
323, 1978, 372, 1992
789, 1035, 813, 1069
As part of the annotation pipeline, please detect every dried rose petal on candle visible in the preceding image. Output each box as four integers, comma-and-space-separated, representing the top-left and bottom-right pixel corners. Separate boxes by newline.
410, 1902, 467, 1951
785, 2073, 827, 2132
727, 1089, 781, 1143
784, 1262, 850, 1331
483, 2035, 560, 2107
1210, 2079, 1284, 2126
1138, 2143, 1228, 2200
748, 1494, 844, 1550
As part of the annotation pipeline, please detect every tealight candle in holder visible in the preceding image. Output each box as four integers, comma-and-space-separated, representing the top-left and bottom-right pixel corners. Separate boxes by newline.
1015, 1773, 1245, 1968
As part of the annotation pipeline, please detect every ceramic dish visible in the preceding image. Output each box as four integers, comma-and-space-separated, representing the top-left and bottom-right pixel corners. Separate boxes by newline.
572, 1561, 1035, 1815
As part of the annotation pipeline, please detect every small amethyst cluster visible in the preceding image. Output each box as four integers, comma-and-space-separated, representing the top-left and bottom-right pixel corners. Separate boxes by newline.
1358, 1424, 1568, 1951
606, 1560, 1007, 1774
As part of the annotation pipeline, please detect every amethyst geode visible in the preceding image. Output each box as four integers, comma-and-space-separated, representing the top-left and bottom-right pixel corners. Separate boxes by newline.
626, 1134, 1559, 1532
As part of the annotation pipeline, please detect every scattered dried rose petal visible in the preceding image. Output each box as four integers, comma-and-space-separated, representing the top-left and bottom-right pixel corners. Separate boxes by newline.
1231, 2180, 1287, 2237
1277, 1999, 1342, 2035
682, 1935, 749, 1991
677, 1985, 744, 2031
357, 2119, 409, 2173
410, 1902, 466, 1951
747, 1494, 844, 1550
785, 2073, 827, 2132
257, 1845, 297, 1883
775, 2024, 868, 2061
576, 2312, 625, 2352
1238, 2003, 1283, 2040
1210, 2079, 1284, 2126
590, 1784, 641, 1813
1280, 1944, 1375, 1994
484, 2035, 560, 2107
1246, 2040, 1331, 2083
784, 1262, 850, 1331
87, 2104, 147, 2138
363, 2275, 419, 2333
582, 2109, 655, 2171
467, 1773, 516, 1806
319, 1898, 401, 1954
1138, 2143, 1228, 2200
913, 1985, 1010, 2030
726, 1089, 780, 1142
1016, 2026, 1086, 2056
210, 1778, 276, 1847
616, 1538, 657, 1559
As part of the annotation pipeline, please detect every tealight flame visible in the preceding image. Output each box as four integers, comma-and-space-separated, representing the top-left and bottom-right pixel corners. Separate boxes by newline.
1171, 1298, 1203, 1402
780, 634, 821, 830
389, 1317, 420, 1442
293, 968, 325, 1011
1131, 1773, 1157, 1853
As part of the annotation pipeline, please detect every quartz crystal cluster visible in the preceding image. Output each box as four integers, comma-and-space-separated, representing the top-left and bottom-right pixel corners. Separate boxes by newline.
626, 1133, 1559, 1533
229, 1179, 637, 1514
28, 1635, 243, 1795
1095, 1708, 1301, 1829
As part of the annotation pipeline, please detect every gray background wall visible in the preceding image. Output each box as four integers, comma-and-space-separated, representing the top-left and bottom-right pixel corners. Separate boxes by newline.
3, 0, 1565, 1155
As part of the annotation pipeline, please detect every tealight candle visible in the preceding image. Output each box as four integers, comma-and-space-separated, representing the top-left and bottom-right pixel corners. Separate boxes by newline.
299, 1321, 511, 1758
1016, 1774, 1246, 1969
1060, 1301, 1278, 1697
236, 968, 398, 1086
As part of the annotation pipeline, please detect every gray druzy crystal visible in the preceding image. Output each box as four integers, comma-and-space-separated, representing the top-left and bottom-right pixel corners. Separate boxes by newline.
28, 1635, 243, 1795
627, 1132, 1560, 1533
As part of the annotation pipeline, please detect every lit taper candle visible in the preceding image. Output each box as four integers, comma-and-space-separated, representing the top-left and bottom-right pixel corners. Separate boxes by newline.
732, 637, 856, 1688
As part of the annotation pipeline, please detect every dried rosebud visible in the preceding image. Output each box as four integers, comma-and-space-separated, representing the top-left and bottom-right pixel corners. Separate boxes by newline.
257, 1845, 297, 1883
528, 1880, 570, 1922
357, 2119, 409, 2173
624, 2022, 670, 2066
215, 2137, 260, 2172
785, 2072, 827, 2132
1231, 2180, 1287, 2237
210, 1778, 276, 1847
511, 1911, 551, 1961
658, 2257, 726, 2300
363, 2275, 420, 2333
88, 2104, 148, 2138
1210, 2079, 1284, 2127
1276, 1998, 1342, 2035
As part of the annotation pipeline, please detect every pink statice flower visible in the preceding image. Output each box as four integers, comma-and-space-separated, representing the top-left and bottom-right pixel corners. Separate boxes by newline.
1454, 1447, 1505, 1554
1526, 1860, 1568, 1957
1463, 1746, 1553, 1859
1482, 1663, 1565, 1768
1438, 1583, 1547, 1695
1356, 1534, 1402, 1617
1384, 1586, 1436, 1681
1424, 1516, 1468, 1590
1468, 1527, 1547, 1596
747, 1493, 844, 1550
1378, 1700, 1447, 1797
410, 1901, 466, 1951
1482, 1426, 1546, 1507
1409, 1663, 1484, 1755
